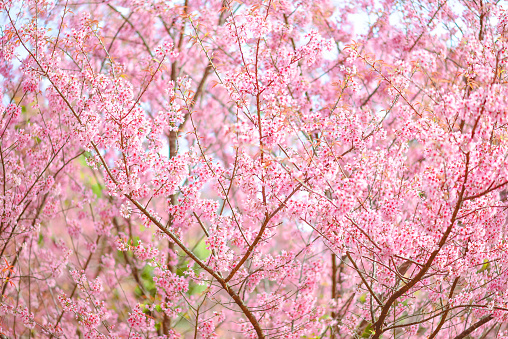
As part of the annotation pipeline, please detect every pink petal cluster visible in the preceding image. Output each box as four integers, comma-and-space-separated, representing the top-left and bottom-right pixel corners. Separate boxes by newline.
2, 0, 508, 337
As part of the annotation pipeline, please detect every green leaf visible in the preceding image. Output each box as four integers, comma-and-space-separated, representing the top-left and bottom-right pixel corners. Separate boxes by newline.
361, 323, 374, 338
478, 259, 490, 273
140, 265, 156, 296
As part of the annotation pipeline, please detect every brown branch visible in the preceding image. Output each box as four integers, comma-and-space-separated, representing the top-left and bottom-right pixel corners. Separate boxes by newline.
463, 181, 508, 201
127, 198, 265, 338
427, 277, 460, 339
224, 183, 303, 283
453, 315, 493, 339
371, 153, 470, 338
346, 252, 383, 306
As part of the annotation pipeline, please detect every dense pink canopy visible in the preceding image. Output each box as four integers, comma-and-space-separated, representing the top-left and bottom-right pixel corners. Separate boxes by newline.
1, 0, 508, 337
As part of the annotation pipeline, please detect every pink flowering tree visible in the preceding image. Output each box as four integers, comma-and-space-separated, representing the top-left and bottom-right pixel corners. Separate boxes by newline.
2, 0, 508, 337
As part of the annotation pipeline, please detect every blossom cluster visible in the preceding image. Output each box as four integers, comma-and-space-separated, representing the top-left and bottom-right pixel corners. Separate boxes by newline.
1, 0, 508, 337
